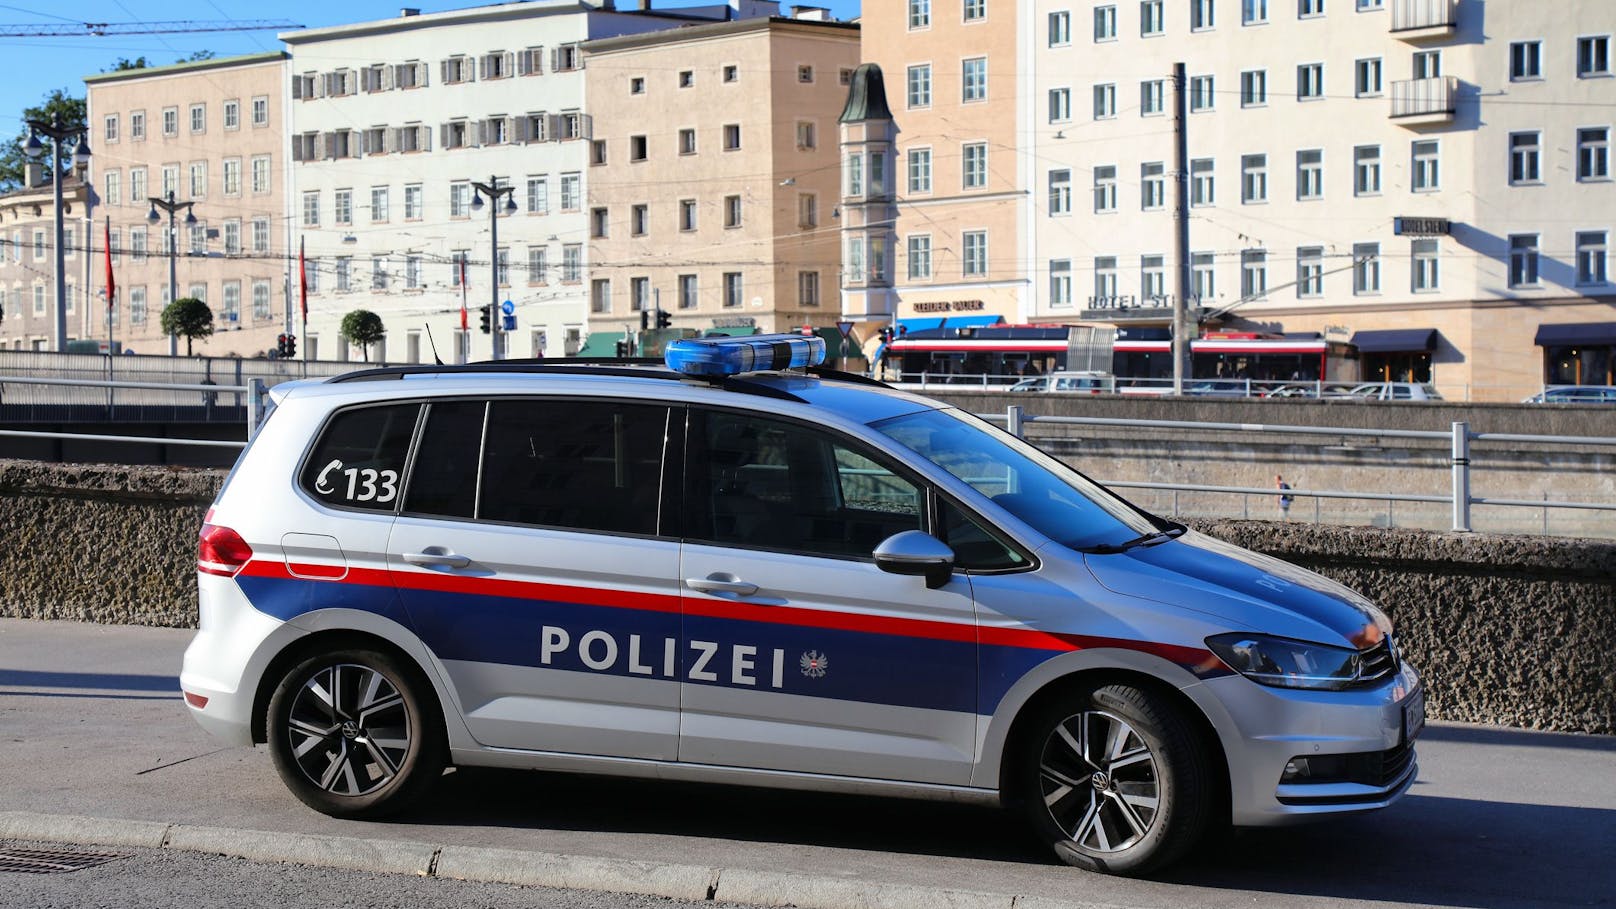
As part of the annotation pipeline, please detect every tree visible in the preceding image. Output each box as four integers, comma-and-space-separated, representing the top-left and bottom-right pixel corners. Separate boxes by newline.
341, 309, 386, 362
0, 88, 86, 191
106, 56, 153, 71
160, 298, 215, 356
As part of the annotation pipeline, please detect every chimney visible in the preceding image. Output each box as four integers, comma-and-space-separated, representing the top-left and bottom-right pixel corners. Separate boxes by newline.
23, 161, 43, 188
399, 7, 420, 16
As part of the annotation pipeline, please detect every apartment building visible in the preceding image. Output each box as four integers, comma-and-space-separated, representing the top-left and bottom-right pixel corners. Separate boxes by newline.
84, 52, 289, 357
1029, 0, 1616, 399
0, 175, 90, 350
844, 0, 1029, 335
582, 13, 857, 347
280, 0, 782, 365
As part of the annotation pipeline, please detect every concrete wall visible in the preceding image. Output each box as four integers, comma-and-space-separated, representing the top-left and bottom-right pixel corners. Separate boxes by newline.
1, 459, 1610, 735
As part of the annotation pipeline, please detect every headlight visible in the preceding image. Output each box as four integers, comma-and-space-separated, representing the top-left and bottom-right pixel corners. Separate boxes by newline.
1205, 633, 1362, 690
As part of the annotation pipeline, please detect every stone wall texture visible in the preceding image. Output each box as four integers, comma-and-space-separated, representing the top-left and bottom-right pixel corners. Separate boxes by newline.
1, 460, 1611, 735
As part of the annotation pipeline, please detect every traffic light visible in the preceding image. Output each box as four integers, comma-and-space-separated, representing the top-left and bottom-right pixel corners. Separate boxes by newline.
639, 310, 650, 332
614, 340, 629, 357
275, 333, 287, 357
655, 309, 671, 329
283, 334, 296, 358
479, 304, 492, 335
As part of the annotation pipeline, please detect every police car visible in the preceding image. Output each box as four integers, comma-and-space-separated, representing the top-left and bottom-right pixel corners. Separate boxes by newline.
182, 334, 1422, 876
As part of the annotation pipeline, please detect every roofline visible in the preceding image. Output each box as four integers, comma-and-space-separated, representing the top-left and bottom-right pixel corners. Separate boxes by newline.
83, 51, 286, 85
278, 0, 736, 44
583, 15, 857, 53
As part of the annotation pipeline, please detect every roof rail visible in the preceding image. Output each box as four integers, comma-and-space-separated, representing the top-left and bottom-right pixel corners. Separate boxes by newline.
325, 359, 812, 403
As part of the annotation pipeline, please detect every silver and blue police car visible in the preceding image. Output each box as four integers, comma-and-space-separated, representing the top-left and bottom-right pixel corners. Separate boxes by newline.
182, 334, 1422, 876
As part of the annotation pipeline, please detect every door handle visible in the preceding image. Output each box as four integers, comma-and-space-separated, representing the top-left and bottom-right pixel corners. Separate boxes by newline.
685, 573, 760, 597
403, 549, 471, 569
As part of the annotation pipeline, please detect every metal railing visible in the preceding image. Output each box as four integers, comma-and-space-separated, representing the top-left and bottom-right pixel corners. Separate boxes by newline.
1390, 76, 1457, 119
994, 404, 1616, 533
1391, 0, 1456, 32
0, 375, 263, 449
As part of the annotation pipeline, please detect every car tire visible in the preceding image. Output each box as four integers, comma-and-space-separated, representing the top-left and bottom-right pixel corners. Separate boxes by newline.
1013, 682, 1214, 876
266, 647, 446, 819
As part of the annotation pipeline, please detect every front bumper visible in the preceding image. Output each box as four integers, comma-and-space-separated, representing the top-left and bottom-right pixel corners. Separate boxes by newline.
1208, 660, 1423, 826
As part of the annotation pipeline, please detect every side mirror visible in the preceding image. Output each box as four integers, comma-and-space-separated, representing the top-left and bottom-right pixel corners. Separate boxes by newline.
873, 530, 956, 589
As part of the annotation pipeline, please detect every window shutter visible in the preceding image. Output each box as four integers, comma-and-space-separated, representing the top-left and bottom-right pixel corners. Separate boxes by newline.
418, 124, 431, 152
465, 53, 476, 81
580, 114, 594, 140
547, 114, 562, 141
505, 52, 517, 76
513, 115, 529, 143
478, 55, 488, 80
440, 59, 450, 84
324, 132, 336, 160
356, 130, 367, 155
550, 47, 560, 72
476, 120, 486, 146
440, 123, 449, 149
532, 47, 544, 74
291, 76, 303, 100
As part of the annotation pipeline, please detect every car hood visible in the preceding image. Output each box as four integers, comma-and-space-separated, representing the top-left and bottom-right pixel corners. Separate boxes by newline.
1080, 530, 1391, 647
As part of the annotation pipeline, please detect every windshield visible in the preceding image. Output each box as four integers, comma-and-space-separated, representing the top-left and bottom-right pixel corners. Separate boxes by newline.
871, 408, 1159, 551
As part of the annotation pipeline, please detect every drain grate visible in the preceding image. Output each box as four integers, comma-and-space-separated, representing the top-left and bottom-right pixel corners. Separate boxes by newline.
0, 847, 129, 875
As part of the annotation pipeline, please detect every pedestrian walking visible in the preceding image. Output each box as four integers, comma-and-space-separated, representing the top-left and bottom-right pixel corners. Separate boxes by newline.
1275, 475, 1294, 521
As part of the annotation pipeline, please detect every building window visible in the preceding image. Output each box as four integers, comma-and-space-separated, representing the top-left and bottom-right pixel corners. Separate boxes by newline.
1354, 144, 1381, 195
222, 220, 241, 255
1141, 161, 1165, 209
1510, 132, 1542, 184
1357, 0, 1382, 8
1578, 127, 1610, 180
678, 274, 698, 308
250, 156, 270, 194
1141, 0, 1164, 35
591, 139, 608, 165
403, 256, 420, 290
1355, 57, 1383, 96
1141, 255, 1165, 299
680, 198, 697, 231
1048, 87, 1072, 123
1577, 230, 1609, 285
680, 70, 696, 89
721, 65, 737, 83
1242, 154, 1268, 203
909, 0, 931, 29
1094, 5, 1117, 40
797, 64, 814, 84
373, 256, 390, 291
1192, 0, 1215, 30
1191, 158, 1214, 206
1049, 169, 1072, 214
1510, 41, 1542, 80
403, 183, 423, 219
963, 143, 988, 188
302, 192, 320, 227
527, 247, 547, 285
629, 203, 648, 237
723, 123, 741, 150
963, 231, 988, 276
335, 188, 353, 225
909, 148, 933, 193
1509, 234, 1540, 286
1240, 70, 1267, 106
1411, 239, 1440, 291
630, 277, 649, 311
1243, 0, 1268, 25
1093, 165, 1118, 212
561, 173, 581, 211
223, 99, 239, 130
1192, 252, 1216, 300
847, 153, 864, 196
1413, 50, 1441, 79
679, 128, 697, 155
1094, 257, 1118, 300
1412, 140, 1440, 191
188, 162, 207, 198
1353, 242, 1381, 294
964, 0, 986, 21
798, 194, 817, 228
1050, 259, 1072, 305
1297, 63, 1324, 100
563, 244, 582, 282
1049, 10, 1071, 45
1300, 0, 1325, 16
591, 279, 611, 313
252, 96, 269, 127
908, 235, 932, 280
723, 272, 743, 308
189, 103, 205, 133
103, 114, 118, 143
1578, 36, 1611, 77
1297, 149, 1323, 199
104, 170, 121, 206
222, 281, 240, 323
963, 57, 987, 102
1190, 75, 1215, 111
252, 218, 269, 254
630, 134, 648, 161
1297, 246, 1323, 297
796, 120, 816, 149
1241, 249, 1267, 299
336, 257, 352, 293
162, 106, 178, 136
724, 194, 742, 228
798, 271, 820, 306
1093, 83, 1116, 118
631, 76, 646, 94
1141, 79, 1165, 115
591, 207, 609, 238
129, 110, 145, 140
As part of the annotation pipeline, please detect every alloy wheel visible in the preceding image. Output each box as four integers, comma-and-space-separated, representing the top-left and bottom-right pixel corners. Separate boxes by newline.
1037, 709, 1161, 853
284, 663, 412, 797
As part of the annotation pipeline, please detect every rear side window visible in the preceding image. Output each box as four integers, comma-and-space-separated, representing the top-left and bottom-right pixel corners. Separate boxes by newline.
300, 403, 420, 510
477, 399, 669, 535
403, 400, 487, 519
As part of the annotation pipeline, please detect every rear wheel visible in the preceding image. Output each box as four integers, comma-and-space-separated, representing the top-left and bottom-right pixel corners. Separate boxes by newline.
1015, 682, 1213, 876
266, 647, 445, 818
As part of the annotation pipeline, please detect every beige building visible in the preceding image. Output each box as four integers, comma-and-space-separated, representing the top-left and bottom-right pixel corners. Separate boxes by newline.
84, 52, 289, 358
0, 175, 91, 350
582, 14, 859, 347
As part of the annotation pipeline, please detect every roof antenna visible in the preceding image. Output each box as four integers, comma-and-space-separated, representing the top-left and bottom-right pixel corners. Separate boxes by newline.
423, 323, 444, 366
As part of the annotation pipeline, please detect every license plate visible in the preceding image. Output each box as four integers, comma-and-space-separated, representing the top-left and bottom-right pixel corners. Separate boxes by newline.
1402, 687, 1426, 743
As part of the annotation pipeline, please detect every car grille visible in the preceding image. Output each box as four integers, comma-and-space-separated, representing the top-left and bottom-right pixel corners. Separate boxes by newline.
1355, 636, 1399, 686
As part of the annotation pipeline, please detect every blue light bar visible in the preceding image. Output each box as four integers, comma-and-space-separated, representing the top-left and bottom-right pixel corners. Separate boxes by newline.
665, 333, 826, 377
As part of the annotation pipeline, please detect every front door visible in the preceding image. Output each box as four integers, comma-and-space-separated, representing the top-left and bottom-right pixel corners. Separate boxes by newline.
676, 409, 979, 785
388, 396, 682, 760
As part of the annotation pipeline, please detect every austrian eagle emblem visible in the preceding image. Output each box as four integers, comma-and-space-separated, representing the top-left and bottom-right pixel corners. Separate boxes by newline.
799, 650, 829, 678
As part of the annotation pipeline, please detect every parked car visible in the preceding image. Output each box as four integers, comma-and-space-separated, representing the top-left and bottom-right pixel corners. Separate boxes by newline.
1521, 385, 1616, 404
1184, 379, 1257, 397
1007, 370, 1117, 394
1264, 382, 1360, 399
1348, 382, 1444, 401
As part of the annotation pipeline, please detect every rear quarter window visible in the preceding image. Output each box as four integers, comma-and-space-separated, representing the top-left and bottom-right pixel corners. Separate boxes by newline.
299, 403, 420, 510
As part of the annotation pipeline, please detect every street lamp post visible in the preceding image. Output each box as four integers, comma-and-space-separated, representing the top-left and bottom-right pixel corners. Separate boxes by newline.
471, 175, 518, 361
23, 114, 91, 352
148, 191, 197, 357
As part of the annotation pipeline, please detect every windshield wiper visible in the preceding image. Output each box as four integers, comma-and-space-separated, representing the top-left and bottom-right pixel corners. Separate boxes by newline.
1077, 525, 1185, 555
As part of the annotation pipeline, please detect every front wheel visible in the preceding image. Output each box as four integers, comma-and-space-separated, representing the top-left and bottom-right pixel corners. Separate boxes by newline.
1014, 683, 1214, 876
266, 647, 445, 818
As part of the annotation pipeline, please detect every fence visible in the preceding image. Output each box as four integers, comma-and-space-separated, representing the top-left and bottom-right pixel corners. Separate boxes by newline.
991, 404, 1616, 535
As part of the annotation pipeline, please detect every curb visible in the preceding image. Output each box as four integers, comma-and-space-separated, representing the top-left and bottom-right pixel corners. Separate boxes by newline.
0, 810, 1129, 909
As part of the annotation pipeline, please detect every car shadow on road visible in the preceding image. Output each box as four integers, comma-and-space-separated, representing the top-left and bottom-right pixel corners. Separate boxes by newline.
412, 765, 1615, 907
0, 668, 179, 692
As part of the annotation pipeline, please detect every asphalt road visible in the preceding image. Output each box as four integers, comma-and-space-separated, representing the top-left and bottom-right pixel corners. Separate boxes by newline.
2, 617, 1613, 909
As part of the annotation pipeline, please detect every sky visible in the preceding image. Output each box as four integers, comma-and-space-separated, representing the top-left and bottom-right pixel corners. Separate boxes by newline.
0, 0, 863, 136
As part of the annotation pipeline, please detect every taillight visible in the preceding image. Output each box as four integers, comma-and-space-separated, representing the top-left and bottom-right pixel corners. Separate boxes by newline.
198, 522, 254, 577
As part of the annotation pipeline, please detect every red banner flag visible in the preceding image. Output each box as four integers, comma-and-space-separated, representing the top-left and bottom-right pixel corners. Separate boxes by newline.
298, 236, 308, 319
459, 255, 468, 331
103, 217, 115, 312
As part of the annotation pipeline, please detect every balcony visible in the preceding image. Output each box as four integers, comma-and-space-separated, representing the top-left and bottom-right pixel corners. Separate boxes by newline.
1390, 76, 1457, 125
1391, 0, 1457, 40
